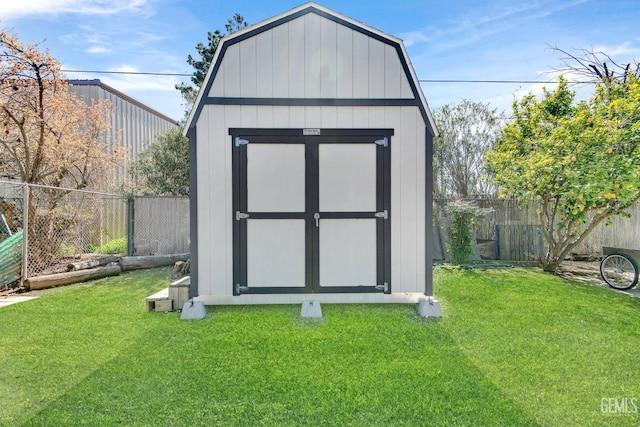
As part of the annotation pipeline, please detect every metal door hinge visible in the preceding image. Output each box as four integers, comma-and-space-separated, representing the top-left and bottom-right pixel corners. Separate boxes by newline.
375, 282, 389, 292
235, 137, 249, 147
236, 211, 250, 220
374, 137, 388, 147
236, 283, 249, 293
374, 210, 388, 220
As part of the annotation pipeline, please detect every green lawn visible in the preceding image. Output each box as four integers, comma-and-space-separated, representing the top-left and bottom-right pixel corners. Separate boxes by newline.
1, 266, 639, 426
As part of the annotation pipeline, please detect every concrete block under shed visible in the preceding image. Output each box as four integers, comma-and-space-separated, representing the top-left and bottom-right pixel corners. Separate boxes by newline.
301, 300, 322, 318
417, 297, 442, 318
181, 300, 207, 320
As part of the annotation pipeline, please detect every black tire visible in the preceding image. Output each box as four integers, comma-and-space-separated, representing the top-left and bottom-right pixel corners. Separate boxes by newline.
600, 254, 639, 290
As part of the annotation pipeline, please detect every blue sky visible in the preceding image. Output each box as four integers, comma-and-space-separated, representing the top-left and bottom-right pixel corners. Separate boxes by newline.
2, 0, 639, 121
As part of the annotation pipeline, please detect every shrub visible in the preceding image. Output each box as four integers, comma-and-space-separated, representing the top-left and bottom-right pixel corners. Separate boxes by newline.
95, 237, 127, 255
445, 201, 492, 265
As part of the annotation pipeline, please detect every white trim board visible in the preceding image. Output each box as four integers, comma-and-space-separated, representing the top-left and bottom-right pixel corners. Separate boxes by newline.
195, 293, 427, 305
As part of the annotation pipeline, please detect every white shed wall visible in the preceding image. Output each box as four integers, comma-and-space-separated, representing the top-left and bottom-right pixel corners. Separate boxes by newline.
196, 104, 426, 297
208, 14, 413, 100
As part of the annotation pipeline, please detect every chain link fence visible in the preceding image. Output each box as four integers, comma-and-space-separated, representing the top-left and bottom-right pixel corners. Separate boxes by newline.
0, 180, 127, 289
130, 196, 189, 256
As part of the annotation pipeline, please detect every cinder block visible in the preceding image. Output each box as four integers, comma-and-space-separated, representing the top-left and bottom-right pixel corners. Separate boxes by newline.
154, 299, 173, 312
417, 297, 442, 318
181, 300, 207, 320
301, 300, 322, 318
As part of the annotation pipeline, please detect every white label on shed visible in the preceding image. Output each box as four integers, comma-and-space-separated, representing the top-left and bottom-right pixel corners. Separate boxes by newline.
303, 128, 321, 136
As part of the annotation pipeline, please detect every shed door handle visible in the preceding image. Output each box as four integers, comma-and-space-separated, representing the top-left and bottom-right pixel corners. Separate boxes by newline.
314, 213, 320, 228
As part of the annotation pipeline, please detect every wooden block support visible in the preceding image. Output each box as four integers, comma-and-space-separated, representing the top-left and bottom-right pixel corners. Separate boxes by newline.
154, 299, 173, 312
168, 277, 190, 311
145, 288, 169, 312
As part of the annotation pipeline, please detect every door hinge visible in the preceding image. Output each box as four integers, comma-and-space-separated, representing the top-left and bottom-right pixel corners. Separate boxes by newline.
236, 283, 249, 293
236, 211, 250, 220
374, 210, 388, 220
374, 137, 388, 147
375, 282, 389, 292
235, 137, 249, 147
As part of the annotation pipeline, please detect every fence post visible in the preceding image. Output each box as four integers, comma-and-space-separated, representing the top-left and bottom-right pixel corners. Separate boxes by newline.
21, 184, 29, 283
495, 224, 501, 260
127, 197, 135, 256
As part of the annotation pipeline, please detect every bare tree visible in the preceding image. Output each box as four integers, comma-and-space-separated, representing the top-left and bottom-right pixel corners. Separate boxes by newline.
433, 100, 502, 198
548, 45, 640, 84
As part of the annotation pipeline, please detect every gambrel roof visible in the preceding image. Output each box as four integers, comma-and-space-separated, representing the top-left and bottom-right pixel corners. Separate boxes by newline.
185, 2, 437, 137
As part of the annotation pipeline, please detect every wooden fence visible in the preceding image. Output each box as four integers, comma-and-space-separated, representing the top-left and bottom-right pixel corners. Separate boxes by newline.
127, 196, 639, 261
434, 198, 640, 261
495, 224, 544, 261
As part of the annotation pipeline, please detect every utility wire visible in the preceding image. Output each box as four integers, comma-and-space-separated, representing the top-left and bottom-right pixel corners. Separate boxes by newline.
61, 69, 192, 77
61, 69, 596, 84
418, 79, 595, 84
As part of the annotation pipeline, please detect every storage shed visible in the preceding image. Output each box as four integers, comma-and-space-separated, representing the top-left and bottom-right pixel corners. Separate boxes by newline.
185, 3, 439, 308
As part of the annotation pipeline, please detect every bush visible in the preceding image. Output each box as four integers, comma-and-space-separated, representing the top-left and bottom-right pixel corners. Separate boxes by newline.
95, 237, 127, 255
445, 201, 492, 265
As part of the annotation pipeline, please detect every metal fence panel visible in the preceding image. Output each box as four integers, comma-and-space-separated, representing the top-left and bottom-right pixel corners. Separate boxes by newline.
0, 181, 25, 288
132, 196, 189, 256
0, 181, 127, 286
25, 184, 127, 276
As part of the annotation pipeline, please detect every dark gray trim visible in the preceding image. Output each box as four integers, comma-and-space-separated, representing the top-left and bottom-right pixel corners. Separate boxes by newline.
229, 128, 394, 137
231, 129, 392, 294
189, 5, 435, 135
126, 198, 134, 256
206, 98, 420, 107
425, 127, 434, 296
232, 134, 241, 295
187, 125, 198, 299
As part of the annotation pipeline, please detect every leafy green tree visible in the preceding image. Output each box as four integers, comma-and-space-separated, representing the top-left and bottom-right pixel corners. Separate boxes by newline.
486, 75, 640, 272
433, 100, 502, 197
176, 13, 248, 115
132, 126, 189, 195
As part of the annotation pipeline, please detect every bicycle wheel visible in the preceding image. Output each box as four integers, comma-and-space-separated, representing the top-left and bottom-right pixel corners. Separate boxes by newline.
600, 254, 639, 290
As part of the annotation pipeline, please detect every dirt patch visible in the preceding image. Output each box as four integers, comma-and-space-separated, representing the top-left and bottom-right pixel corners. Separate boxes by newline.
556, 260, 640, 297
556, 260, 604, 287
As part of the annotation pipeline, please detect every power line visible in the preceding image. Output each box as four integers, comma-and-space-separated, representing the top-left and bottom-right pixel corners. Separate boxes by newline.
418, 79, 595, 84
61, 69, 596, 84
61, 69, 192, 77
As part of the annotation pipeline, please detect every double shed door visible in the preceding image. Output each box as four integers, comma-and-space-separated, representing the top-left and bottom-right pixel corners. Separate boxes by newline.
232, 129, 391, 295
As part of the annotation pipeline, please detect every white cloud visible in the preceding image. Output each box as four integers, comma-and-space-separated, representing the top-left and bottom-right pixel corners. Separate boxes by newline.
0, 0, 150, 20
400, 31, 432, 48
102, 65, 180, 93
591, 42, 640, 63
86, 46, 111, 54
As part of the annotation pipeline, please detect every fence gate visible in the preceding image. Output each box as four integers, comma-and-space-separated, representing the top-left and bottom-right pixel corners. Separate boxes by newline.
232, 129, 392, 295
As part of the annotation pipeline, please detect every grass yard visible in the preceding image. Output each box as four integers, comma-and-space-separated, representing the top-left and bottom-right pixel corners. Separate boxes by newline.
1, 266, 639, 426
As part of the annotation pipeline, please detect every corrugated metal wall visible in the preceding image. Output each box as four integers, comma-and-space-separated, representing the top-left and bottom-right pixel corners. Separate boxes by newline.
68, 80, 178, 184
